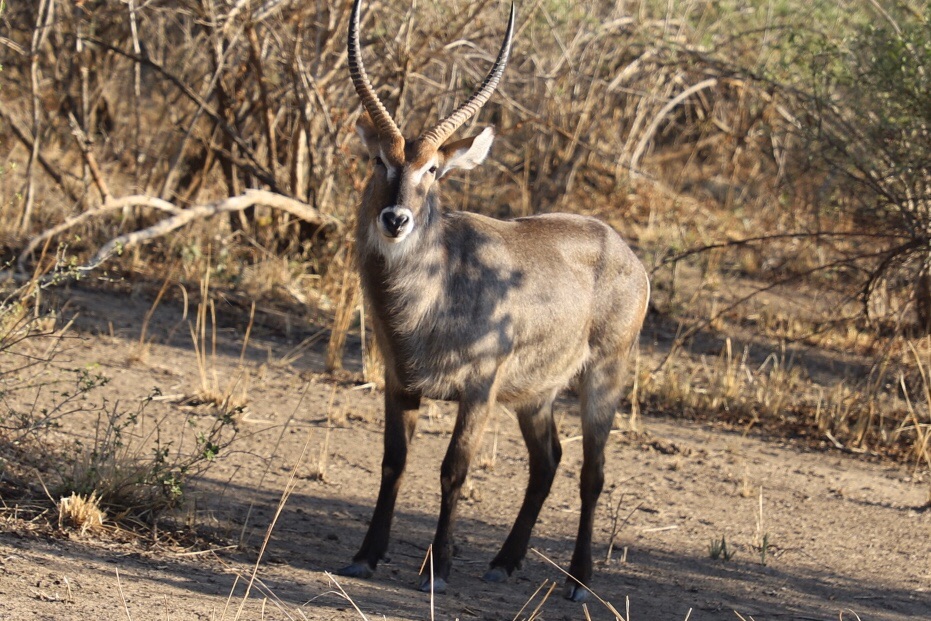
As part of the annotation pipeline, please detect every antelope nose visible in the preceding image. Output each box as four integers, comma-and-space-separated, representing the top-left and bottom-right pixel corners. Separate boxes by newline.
380, 210, 409, 237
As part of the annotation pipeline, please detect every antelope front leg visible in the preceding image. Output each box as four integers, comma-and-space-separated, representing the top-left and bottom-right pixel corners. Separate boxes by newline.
419, 388, 495, 593
338, 387, 420, 578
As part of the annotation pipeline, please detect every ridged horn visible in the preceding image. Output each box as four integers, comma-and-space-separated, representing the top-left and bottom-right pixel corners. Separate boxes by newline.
419, 2, 516, 148
348, 0, 403, 150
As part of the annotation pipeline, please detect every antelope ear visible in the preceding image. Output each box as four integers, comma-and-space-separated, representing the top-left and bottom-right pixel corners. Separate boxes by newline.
437, 127, 495, 178
355, 111, 381, 158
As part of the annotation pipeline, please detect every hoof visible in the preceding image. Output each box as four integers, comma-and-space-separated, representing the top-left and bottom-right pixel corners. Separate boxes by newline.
335, 561, 375, 579
563, 582, 589, 602
418, 575, 447, 594
482, 566, 509, 583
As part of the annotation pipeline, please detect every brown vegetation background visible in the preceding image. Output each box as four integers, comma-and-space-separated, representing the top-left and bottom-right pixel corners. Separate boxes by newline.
2, 0, 930, 509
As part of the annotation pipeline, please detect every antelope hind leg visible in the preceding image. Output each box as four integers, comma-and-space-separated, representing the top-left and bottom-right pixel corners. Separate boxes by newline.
564, 356, 627, 602
484, 394, 561, 583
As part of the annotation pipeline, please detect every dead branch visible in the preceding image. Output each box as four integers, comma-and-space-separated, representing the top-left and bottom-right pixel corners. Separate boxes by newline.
83, 190, 338, 271
21, 191, 340, 277
0, 100, 82, 203
66, 112, 111, 202
84, 37, 280, 193
246, 24, 279, 187
19, 195, 182, 271
661, 230, 908, 266
629, 77, 719, 175
21, 0, 56, 233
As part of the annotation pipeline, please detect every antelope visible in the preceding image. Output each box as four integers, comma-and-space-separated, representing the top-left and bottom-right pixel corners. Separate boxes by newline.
337, 0, 650, 602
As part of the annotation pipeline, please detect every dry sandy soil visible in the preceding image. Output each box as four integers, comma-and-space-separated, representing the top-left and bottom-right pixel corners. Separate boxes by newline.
1, 286, 929, 621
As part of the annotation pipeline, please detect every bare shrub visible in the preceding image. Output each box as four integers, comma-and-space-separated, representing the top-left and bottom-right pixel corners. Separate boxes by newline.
0, 274, 238, 523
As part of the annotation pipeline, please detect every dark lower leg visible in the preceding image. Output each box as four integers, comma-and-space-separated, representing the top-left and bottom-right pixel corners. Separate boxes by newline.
427, 393, 493, 585
489, 402, 561, 576
568, 450, 604, 588
566, 361, 619, 600
344, 389, 419, 573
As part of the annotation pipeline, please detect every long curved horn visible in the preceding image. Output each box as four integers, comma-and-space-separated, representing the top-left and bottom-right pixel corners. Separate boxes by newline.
348, 0, 403, 149
419, 2, 516, 148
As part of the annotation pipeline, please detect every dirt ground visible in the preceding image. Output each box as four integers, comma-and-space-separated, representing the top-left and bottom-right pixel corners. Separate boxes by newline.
1, 286, 929, 621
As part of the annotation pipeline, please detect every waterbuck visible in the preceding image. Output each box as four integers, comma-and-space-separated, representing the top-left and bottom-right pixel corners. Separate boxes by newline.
337, 0, 650, 601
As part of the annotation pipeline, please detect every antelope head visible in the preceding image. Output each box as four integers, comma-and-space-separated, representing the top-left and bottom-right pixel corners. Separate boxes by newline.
349, 0, 515, 253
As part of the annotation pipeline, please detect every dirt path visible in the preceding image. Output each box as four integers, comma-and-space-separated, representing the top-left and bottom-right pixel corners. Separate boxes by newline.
1, 288, 929, 620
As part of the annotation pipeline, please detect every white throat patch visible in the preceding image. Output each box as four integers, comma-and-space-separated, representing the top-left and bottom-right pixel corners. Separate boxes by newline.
367, 219, 418, 264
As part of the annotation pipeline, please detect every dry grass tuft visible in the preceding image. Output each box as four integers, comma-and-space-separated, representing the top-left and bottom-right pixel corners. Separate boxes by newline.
646, 338, 806, 429
307, 388, 338, 482
643, 330, 931, 473
187, 269, 253, 413
57, 492, 106, 535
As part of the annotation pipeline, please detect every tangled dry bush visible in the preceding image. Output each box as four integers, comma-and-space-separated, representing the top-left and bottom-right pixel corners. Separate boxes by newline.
0, 1, 800, 266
